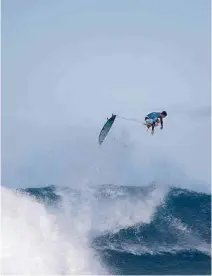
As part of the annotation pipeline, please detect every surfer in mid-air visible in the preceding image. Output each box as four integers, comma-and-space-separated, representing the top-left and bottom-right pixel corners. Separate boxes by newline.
98, 111, 167, 145
144, 111, 167, 135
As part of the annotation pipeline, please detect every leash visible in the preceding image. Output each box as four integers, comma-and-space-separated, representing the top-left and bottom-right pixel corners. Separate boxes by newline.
116, 115, 144, 125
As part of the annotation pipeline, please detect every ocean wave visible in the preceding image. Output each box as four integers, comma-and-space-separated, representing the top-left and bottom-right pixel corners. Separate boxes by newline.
2, 183, 211, 275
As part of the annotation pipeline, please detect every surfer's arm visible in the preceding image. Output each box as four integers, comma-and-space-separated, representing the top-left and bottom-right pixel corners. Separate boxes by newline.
160, 117, 163, 129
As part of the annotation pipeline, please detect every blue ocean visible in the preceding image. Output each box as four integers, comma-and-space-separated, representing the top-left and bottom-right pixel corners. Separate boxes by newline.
2, 183, 210, 275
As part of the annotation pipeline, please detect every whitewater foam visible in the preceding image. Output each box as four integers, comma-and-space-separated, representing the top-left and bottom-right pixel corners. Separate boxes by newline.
55, 184, 167, 235
1, 186, 107, 274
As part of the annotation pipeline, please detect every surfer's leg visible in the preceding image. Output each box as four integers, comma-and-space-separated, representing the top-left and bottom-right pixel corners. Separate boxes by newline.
145, 118, 153, 124
145, 118, 153, 128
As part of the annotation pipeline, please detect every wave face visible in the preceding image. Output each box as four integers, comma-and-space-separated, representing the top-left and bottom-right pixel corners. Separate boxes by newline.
2, 184, 211, 275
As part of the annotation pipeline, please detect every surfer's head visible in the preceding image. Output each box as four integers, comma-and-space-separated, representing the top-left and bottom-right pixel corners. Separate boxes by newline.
161, 111, 167, 118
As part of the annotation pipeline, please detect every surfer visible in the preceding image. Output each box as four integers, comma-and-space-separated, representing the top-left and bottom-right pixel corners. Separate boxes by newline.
144, 111, 167, 135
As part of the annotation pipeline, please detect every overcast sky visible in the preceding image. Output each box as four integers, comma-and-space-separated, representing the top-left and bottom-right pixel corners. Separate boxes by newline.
2, 0, 211, 191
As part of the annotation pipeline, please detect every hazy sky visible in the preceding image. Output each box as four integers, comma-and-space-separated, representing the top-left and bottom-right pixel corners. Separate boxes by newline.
2, 0, 211, 191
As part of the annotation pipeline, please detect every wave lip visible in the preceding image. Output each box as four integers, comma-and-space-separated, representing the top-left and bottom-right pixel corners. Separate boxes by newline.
91, 184, 211, 275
